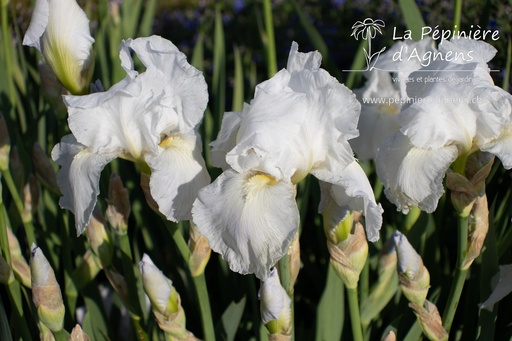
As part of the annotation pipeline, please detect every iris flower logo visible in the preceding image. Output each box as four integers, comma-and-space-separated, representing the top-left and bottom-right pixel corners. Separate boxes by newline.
351, 18, 386, 71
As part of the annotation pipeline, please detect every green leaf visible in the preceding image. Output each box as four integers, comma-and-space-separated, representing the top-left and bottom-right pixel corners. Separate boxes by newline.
232, 46, 244, 112
361, 271, 399, 326
0, 295, 13, 341
398, 0, 426, 41
315, 266, 344, 341
216, 297, 246, 341
82, 285, 110, 340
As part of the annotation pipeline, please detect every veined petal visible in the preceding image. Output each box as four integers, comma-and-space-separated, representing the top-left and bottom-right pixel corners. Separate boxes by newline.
192, 169, 299, 280
145, 133, 210, 222
321, 161, 383, 242
210, 110, 243, 170
121, 36, 208, 131
24, 0, 94, 94
66, 70, 175, 159
376, 133, 458, 214
51, 135, 117, 235
478, 125, 512, 169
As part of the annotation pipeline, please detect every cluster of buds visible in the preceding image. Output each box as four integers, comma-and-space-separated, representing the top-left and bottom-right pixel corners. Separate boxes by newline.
139, 254, 198, 340
259, 268, 292, 340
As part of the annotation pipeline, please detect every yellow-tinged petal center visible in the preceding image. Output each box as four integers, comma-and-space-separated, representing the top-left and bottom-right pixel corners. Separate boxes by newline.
244, 173, 278, 200
159, 135, 185, 150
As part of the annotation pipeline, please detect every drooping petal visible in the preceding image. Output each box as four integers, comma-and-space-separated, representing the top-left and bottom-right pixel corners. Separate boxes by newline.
51, 135, 117, 235
192, 169, 299, 280
121, 36, 209, 132
320, 161, 383, 242
376, 133, 458, 214
23, 0, 94, 94
210, 110, 243, 170
145, 133, 210, 222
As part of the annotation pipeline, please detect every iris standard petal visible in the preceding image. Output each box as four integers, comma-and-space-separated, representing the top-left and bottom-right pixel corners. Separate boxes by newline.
145, 133, 210, 222
192, 169, 299, 280
210, 110, 243, 170
121, 36, 209, 131
376, 133, 458, 214
51, 135, 117, 235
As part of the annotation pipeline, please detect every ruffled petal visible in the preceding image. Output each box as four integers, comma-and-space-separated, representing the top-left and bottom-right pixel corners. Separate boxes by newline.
51, 135, 117, 235
145, 133, 210, 222
23, 0, 94, 94
320, 161, 383, 242
192, 169, 299, 280
66, 70, 175, 159
121, 36, 209, 131
376, 133, 458, 213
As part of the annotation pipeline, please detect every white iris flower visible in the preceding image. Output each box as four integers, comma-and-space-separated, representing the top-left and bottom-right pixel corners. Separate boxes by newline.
52, 36, 210, 235
23, 0, 95, 94
376, 38, 512, 214
192, 42, 382, 279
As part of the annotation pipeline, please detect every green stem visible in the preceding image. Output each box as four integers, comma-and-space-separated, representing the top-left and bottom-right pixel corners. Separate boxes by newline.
1, 169, 36, 245
165, 222, 215, 341
262, 0, 277, 77
442, 215, 469, 333
191, 273, 215, 341
452, 0, 463, 33
117, 233, 148, 340
347, 287, 364, 341
52, 329, 70, 341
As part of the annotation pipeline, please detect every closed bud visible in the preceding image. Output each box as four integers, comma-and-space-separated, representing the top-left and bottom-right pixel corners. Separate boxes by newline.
7, 226, 31, 288
30, 244, 65, 332
70, 324, 90, 341
462, 194, 489, 270
393, 231, 430, 306
382, 330, 397, 341
106, 173, 130, 234
188, 222, 211, 277
22, 174, 39, 223
324, 208, 368, 289
287, 233, 301, 288
447, 153, 494, 217
86, 207, 113, 267
140, 254, 197, 340
104, 268, 130, 308
409, 300, 448, 341
32, 143, 60, 195
140, 172, 159, 214
259, 267, 292, 338
0, 114, 10, 171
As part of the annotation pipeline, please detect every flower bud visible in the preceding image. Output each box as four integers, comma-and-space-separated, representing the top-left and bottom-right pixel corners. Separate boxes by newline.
259, 267, 292, 338
188, 222, 211, 277
447, 153, 494, 217
140, 254, 197, 340
324, 206, 368, 289
104, 267, 131, 309
22, 174, 39, 223
106, 173, 130, 234
0, 114, 10, 171
287, 233, 301, 288
86, 207, 113, 267
70, 324, 90, 341
409, 300, 448, 341
32, 143, 60, 195
462, 194, 489, 270
30, 244, 65, 332
23, 0, 95, 94
7, 226, 31, 288
393, 231, 430, 306
140, 172, 159, 213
